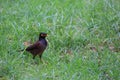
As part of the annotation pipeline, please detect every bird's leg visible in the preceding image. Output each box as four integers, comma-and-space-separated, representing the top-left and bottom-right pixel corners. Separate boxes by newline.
39, 54, 45, 63
39, 55, 42, 60
31, 55, 38, 64
33, 55, 36, 59
39, 55, 48, 65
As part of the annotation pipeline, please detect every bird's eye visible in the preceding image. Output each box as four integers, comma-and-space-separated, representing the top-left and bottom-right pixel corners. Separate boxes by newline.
41, 34, 47, 36
41, 34, 44, 36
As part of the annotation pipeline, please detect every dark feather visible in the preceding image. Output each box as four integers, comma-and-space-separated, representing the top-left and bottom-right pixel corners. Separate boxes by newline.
26, 41, 40, 51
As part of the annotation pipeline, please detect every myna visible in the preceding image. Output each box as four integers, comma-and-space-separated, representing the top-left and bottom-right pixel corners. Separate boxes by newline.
26, 32, 48, 59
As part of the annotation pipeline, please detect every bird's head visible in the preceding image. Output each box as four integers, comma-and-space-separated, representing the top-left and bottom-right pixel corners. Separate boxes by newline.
39, 32, 47, 39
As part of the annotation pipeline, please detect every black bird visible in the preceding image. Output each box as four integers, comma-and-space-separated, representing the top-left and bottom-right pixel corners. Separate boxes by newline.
26, 32, 48, 59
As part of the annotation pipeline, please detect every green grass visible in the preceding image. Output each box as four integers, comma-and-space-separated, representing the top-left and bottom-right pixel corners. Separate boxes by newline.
0, 0, 120, 80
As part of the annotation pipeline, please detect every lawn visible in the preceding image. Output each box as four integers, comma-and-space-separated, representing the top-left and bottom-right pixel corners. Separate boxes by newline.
0, 0, 120, 80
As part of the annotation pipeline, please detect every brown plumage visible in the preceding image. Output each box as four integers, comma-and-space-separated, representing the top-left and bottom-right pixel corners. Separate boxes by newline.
26, 32, 48, 59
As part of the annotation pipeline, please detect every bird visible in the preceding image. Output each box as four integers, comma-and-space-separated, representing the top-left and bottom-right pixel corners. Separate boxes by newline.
26, 32, 48, 60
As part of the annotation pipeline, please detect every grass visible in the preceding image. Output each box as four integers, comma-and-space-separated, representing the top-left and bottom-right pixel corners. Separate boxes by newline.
0, 0, 120, 80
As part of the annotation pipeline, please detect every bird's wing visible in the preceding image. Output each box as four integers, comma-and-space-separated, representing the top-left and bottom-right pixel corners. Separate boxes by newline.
26, 41, 41, 51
